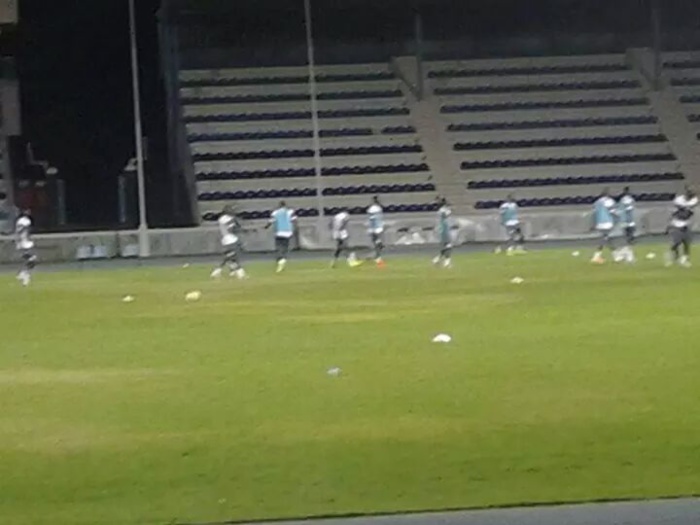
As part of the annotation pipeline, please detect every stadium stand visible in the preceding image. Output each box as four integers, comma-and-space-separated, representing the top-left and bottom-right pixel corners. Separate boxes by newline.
426, 53, 684, 208
179, 63, 437, 222
664, 50, 700, 134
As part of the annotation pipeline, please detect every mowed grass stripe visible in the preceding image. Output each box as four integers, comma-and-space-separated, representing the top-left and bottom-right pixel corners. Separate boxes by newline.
0, 246, 698, 525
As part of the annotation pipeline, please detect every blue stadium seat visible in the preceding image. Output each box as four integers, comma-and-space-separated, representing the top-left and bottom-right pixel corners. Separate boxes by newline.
181, 71, 394, 88
461, 153, 675, 170
185, 107, 410, 123
454, 134, 666, 152
428, 63, 627, 79
474, 192, 675, 209
447, 115, 657, 133
441, 97, 648, 114
434, 79, 639, 96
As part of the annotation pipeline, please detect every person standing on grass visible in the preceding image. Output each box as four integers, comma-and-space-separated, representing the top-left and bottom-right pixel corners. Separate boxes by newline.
330, 207, 359, 268
499, 195, 526, 255
15, 209, 37, 287
265, 201, 296, 273
591, 189, 620, 264
617, 187, 636, 263
367, 196, 386, 267
211, 205, 247, 280
433, 196, 453, 268
666, 186, 698, 268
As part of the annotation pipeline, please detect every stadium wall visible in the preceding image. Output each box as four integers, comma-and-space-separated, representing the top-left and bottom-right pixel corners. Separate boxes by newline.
0, 204, 678, 263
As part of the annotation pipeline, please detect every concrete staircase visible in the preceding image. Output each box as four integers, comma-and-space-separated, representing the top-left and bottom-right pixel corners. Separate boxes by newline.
628, 48, 700, 188
392, 56, 470, 214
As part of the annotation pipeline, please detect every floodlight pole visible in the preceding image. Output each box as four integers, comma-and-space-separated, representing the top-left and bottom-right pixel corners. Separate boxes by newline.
303, 0, 325, 232
129, 0, 150, 256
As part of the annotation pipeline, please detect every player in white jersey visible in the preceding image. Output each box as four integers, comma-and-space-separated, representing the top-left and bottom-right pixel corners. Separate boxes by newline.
367, 196, 386, 267
666, 187, 698, 267
330, 208, 359, 268
211, 205, 247, 279
15, 210, 37, 286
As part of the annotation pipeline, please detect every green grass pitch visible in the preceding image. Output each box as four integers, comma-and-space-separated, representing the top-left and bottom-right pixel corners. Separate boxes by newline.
1, 247, 699, 525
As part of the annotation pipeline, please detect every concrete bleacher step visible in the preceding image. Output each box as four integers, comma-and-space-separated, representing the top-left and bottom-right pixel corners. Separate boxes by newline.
189, 135, 421, 154
196, 172, 433, 192
198, 192, 436, 214
194, 153, 427, 173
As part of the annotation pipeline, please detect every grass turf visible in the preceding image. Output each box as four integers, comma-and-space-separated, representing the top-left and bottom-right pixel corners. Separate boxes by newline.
1, 247, 699, 525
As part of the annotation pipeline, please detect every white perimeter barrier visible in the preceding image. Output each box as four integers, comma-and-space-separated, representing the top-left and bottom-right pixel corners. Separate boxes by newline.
0, 204, 678, 264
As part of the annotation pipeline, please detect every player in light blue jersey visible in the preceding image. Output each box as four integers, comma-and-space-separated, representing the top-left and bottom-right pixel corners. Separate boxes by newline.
432, 197, 453, 268
591, 189, 619, 264
617, 187, 636, 263
367, 196, 385, 266
265, 201, 296, 272
499, 195, 525, 255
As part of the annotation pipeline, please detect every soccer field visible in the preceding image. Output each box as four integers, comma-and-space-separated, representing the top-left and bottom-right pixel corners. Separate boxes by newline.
1, 248, 699, 525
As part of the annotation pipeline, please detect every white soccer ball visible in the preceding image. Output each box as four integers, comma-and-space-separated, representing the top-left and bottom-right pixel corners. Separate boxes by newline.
122, 295, 135, 303
510, 277, 524, 284
646, 252, 657, 260
327, 367, 341, 377
185, 291, 202, 302
572, 251, 580, 257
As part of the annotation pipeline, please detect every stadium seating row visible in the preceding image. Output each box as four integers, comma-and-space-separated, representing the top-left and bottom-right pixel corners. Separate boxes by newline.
454, 134, 666, 151
184, 107, 409, 123
201, 202, 440, 222
195, 163, 430, 181
670, 78, 700, 87
192, 144, 422, 161
440, 98, 648, 114
188, 126, 417, 143
447, 116, 657, 132
461, 153, 675, 170
198, 183, 436, 201
434, 80, 639, 96
664, 59, 700, 69
679, 95, 700, 104
428, 63, 627, 79
475, 193, 675, 209
467, 172, 685, 190
181, 71, 394, 88
181, 90, 402, 105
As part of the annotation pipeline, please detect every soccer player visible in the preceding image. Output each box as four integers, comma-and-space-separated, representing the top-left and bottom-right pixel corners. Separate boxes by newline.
330, 207, 358, 268
367, 196, 385, 266
666, 187, 698, 268
266, 201, 296, 273
211, 205, 247, 279
499, 195, 525, 255
15, 209, 36, 286
591, 189, 619, 264
617, 187, 636, 263
433, 197, 453, 268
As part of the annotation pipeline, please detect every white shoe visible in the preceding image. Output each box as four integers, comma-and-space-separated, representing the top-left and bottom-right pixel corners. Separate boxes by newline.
233, 268, 247, 279
680, 256, 692, 268
591, 254, 605, 264
432, 256, 440, 266
443, 258, 452, 269
276, 259, 286, 273
211, 268, 222, 278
